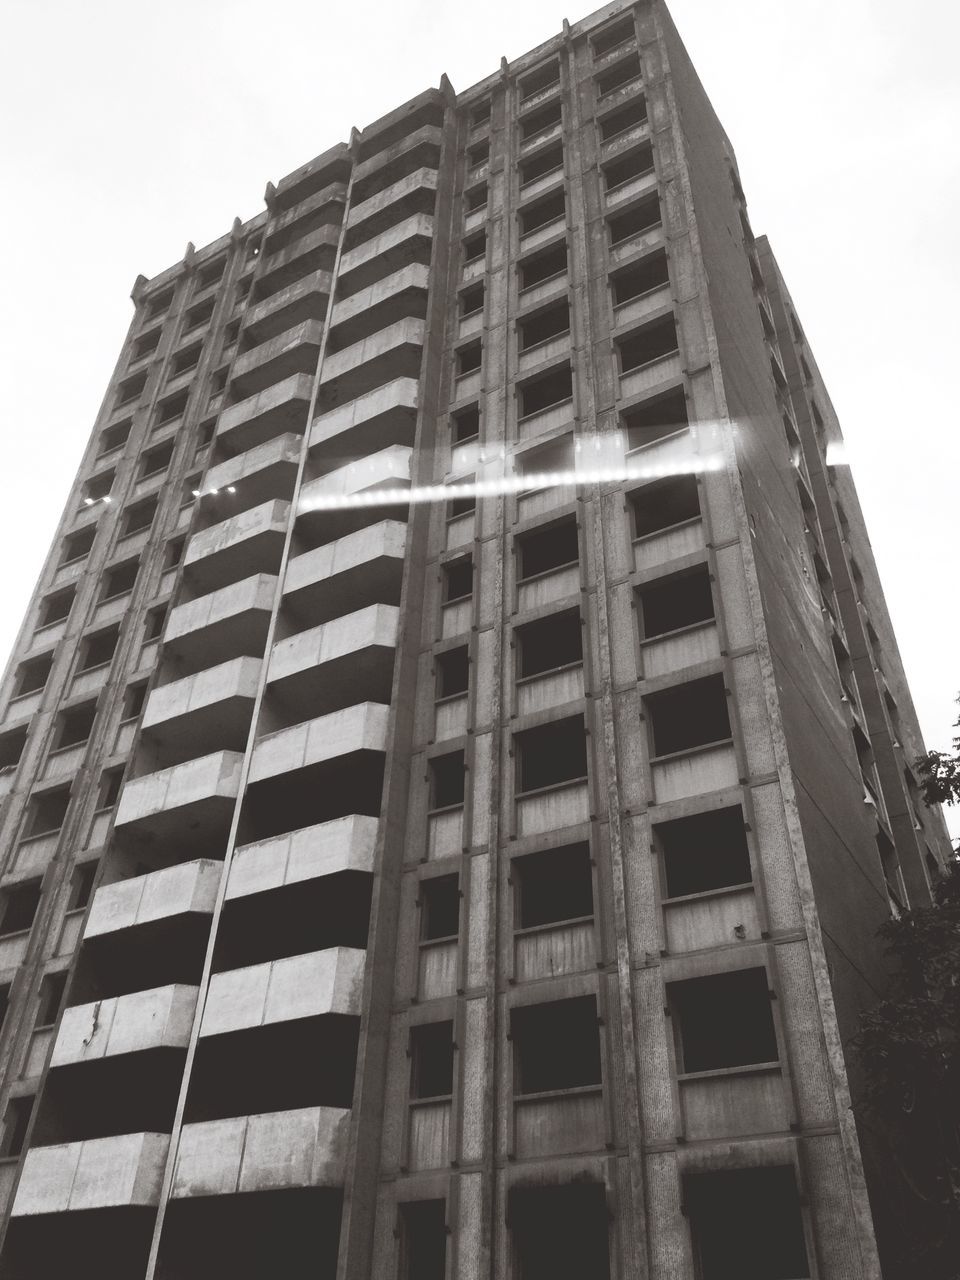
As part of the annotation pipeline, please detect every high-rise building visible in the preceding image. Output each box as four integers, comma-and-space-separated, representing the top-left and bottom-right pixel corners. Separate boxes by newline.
0, 2, 951, 1276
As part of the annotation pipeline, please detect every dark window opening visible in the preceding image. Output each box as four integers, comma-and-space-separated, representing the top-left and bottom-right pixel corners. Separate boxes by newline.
521, 60, 560, 101
97, 769, 124, 811
156, 389, 188, 425
639, 566, 714, 638
519, 363, 572, 417
172, 344, 201, 377
145, 288, 174, 320
520, 190, 565, 237
464, 231, 486, 263
35, 971, 68, 1029
520, 143, 563, 187
421, 875, 460, 942
460, 282, 484, 317
38, 588, 75, 629
443, 557, 473, 603
184, 298, 215, 332
686, 1167, 809, 1280
467, 139, 489, 167
67, 861, 98, 912
617, 315, 678, 372
519, 299, 570, 351
629, 474, 700, 538
25, 786, 71, 838
517, 608, 582, 678
62, 526, 96, 564
410, 1021, 455, 1099
597, 52, 642, 96
671, 967, 777, 1072
0, 880, 42, 934
0, 1096, 34, 1158
520, 241, 568, 290
133, 328, 161, 360
197, 258, 225, 290
452, 404, 480, 443
517, 517, 579, 579
182, 474, 201, 506
437, 646, 469, 699
512, 995, 600, 1093
15, 653, 53, 697
98, 419, 131, 456
122, 682, 147, 722
517, 716, 587, 793
0, 726, 27, 771
457, 341, 482, 376
647, 674, 731, 757
430, 751, 465, 810
515, 842, 593, 929
55, 700, 97, 750
471, 100, 491, 127
614, 255, 670, 319
101, 559, 139, 600
657, 806, 751, 899
144, 605, 168, 642
520, 100, 562, 142
0, 984, 10, 1034
593, 15, 634, 56
81, 470, 115, 506
609, 193, 660, 245
116, 371, 147, 407
79, 625, 119, 672
446, 481, 476, 520
516, 434, 574, 490
511, 1183, 610, 1280
163, 536, 186, 570
603, 142, 654, 193
622, 385, 687, 448
120, 496, 158, 537
401, 1200, 447, 1280
141, 439, 174, 479
599, 96, 647, 141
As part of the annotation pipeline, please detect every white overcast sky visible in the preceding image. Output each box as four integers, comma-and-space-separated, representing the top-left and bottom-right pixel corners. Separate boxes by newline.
1, 0, 958, 834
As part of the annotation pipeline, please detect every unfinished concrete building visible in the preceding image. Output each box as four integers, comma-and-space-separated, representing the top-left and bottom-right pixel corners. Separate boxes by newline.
0, 1, 951, 1276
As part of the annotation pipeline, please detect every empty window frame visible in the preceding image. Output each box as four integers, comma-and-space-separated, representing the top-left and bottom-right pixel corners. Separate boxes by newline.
646, 674, 731, 757
54, 700, 97, 751
471, 99, 491, 127
519, 363, 572, 418
0, 985, 9, 1034
37, 587, 75, 630
464, 231, 486, 263
467, 139, 489, 168
78, 624, 119, 672
98, 419, 131, 457
121, 681, 147, 722
511, 995, 601, 1093
514, 842, 593, 929
163, 535, 186, 570
184, 297, 215, 333
0, 726, 27, 771
592, 15, 634, 56
685, 1167, 809, 1280
400, 1200, 448, 1280
0, 880, 42, 935
621, 385, 687, 449
602, 141, 654, 193
516, 608, 582, 679
67, 860, 98, 912
608, 193, 662, 247
518, 299, 570, 352
420, 875, 460, 942
61, 525, 96, 565
670, 967, 778, 1073
520, 100, 562, 143
156, 389, 188, 425
519, 241, 568, 291
460, 282, 484, 317
520, 59, 560, 101
116, 370, 147, 407
519, 142, 563, 188
140, 439, 175, 479
517, 517, 579, 580
120, 495, 158, 537
656, 806, 752, 899
516, 715, 587, 793
596, 51, 642, 97
14, 653, 53, 697
0, 1096, 34, 1159
25, 786, 71, 838
144, 604, 168, 642
598, 95, 647, 142
456, 341, 482, 376
452, 404, 480, 444
511, 1183, 610, 1280
519, 189, 565, 237
430, 751, 465, 810
446, 481, 476, 521
197, 257, 225, 290
171, 344, 202, 377
81, 469, 115, 506
132, 327, 161, 361
638, 566, 714, 639
436, 646, 469, 699
442, 556, 473, 603
34, 971, 68, 1029
628, 474, 700, 538
97, 768, 124, 812
101, 558, 139, 601
409, 1021, 455, 1099
516, 434, 575, 493
145, 287, 174, 320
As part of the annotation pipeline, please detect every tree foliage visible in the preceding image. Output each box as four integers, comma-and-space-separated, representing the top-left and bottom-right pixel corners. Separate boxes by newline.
917, 696, 960, 810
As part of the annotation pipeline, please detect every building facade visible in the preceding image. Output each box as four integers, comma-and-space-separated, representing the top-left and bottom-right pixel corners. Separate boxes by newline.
0, 2, 951, 1276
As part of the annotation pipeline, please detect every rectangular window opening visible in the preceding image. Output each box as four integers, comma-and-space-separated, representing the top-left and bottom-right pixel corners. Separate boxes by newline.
67, 860, 98, 912
520, 189, 565, 237
593, 16, 634, 57
0, 880, 42, 935
608, 193, 660, 246
622, 384, 687, 449
511, 995, 600, 1093
120, 496, 158, 537
410, 1021, 455, 1099
14, 653, 53, 697
98, 419, 131, 457
519, 363, 572, 418
436, 646, 469, 699
599, 96, 647, 142
430, 751, 465, 810
61, 526, 96, 565
401, 1200, 448, 1280
520, 60, 560, 101
511, 1183, 610, 1280
596, 51, 642, 97
38, 588, 76, 629
101, 558, 139, 601
79, 624, 120, 672
0, 726, 27, 772
686, 1167, 809, 1280
646, 674, 731, 757
457, 341, 482, 377
603, 142, 654, 192
516, 715, 587, 793
465, 183, 488, 213
670, 966, 778, 1073
638, 566, 714, 639
459, 283, 484, 319
464, 231, 487, 264
517, 517, 578, 580
452, 404, 480, 444
629, 473, 700, 538
519, 241, 568, 291
517, 608, 582, 679
515, 842, 593, 929
520, 100, 562, 143
421, 875, 460, 942
519, 299, 570, 351
0, 1096, 34, 1159
35, 971, 68, 1029
55, 700, 98, 751
656, 806, 751, 899
519, 142, 563, 188
442, 557, 473, 603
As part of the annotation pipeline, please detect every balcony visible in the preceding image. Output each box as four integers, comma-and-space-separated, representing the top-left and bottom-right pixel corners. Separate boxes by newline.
141, 656, 261, 765
171, 1106, 349, 1198
345, 167, 438, 250
52, 984, 197, 1066
267, 604, 398, 719
183, 499, 290, 594
253, 225, 339, 299
310, 376, 418, 473
298, 445, 412, 545
317, 317, 425, 408
85, 859, 221, 939
328, 263, 430, 350
12, 1132, 168, 1215
351, 124, 442, 204
337, 213, 434, 298
226, 814, 378, 901
283, 521, 406, 627
202, 433, 301, 519
114, 750, 243, 851
200, 947, 365, 1037
215, 373, 313, 457
263, 181, 346, 255
242, 275, 330, 346
230, 320, 323, 400
165, 574, 276, 673
249, 702, 389, 784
